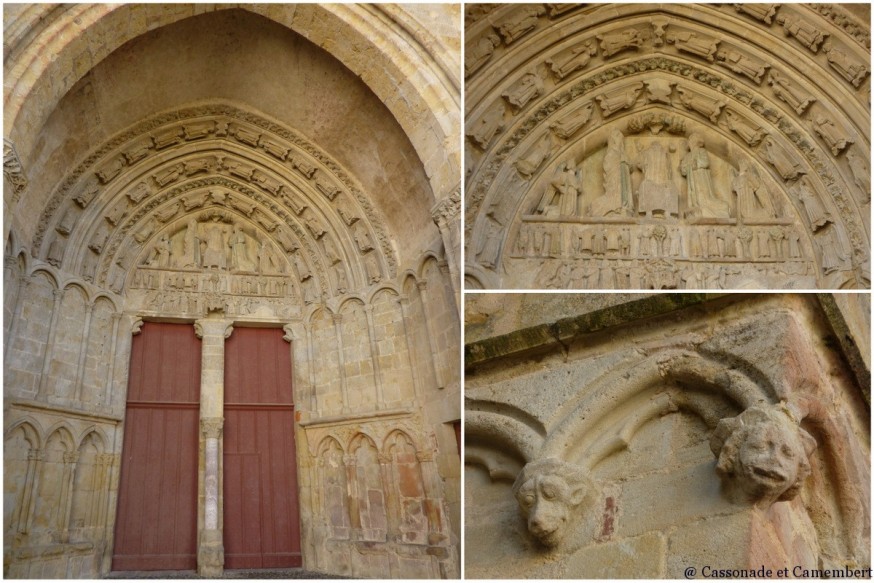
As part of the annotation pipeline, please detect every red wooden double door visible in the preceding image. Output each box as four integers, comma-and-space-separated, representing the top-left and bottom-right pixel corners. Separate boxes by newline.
113, 323, 301, 571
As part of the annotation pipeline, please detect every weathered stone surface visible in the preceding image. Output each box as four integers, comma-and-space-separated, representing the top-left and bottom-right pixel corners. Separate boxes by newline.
465, 293, 870, 578
465, 4, 870, 290
4, 5, 460, 579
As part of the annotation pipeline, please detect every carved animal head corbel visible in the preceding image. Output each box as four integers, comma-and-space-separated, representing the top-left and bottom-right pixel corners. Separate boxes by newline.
710, 403, 817, 506
512, 457, 596, 548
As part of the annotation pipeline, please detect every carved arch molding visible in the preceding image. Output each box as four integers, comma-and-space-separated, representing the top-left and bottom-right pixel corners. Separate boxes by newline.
464, 4, 870, 289
32, 102, 398, 319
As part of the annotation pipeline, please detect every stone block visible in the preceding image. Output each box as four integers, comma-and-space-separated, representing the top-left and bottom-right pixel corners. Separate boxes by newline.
565, 531, 666, 578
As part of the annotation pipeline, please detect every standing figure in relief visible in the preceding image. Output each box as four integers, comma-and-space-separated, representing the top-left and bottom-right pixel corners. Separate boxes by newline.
149, 234, 172, 268
477, 218, 503, 268
681, 133, 730, 219
202, 218, 228, 269
182, 219, 201, 268
229, 225, 254, 271
794, 177, 832, 232
636, 142, 679, 218
591, 130, 633, 217
732, 160, 777, 221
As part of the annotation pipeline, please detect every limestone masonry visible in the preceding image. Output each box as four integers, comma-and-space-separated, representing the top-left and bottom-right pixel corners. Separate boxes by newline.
465, 293, 870, 578
4, 4, 460, 578
464, 4, 870, 290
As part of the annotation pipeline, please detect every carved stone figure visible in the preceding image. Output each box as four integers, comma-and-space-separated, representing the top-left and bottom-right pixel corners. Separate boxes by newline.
303, 211, 327, 239
536, 161, 582, 217
466, 32, 500, 77
364, 252, 382, 283
792, 177, 831, 231
816, 225, 848, 274
762, 137, 805, 181
767, 70, 816, 115
734, 4, 778, 24
644, 79, 673, 104
496, 5, 545, 44
147, 234, 172, 268
715, 49, 770, 84
825, 46, 870, 88
180, 219, 201, 268
514, 135, 552, 179
681, 134, 730, 219
591, 130, 633, 217
229, 225, 256, 271
732, 159, 777, 221
724, 110, 767, 147
776, 13, 828, 52
513, 458, 594, 548
468, 101, 506, 149
352, 222, 374, 252
257, 238, 283, 274
710, 404, 817, 506
811, 115, 854, 156
546, 41, 597, 79
127, 182, 151, 204
674, 87, 726, 123
549, 102, 594, 139
292, 251, 312, 281
153, 163, 184, 187
333, 262, 348, 293
636, 142, 679, 218
845, 145, 871, 201
503, 71, 544, 110
666, 31, 719, 62
202, 220, 228, 269
595, 82, 643, 117
477, 218, 503, 268
596, 28, 643, 58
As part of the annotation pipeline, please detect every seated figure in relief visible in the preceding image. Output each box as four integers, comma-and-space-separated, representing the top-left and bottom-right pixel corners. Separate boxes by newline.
513, 458, 596, 548
710, 403, 816, 506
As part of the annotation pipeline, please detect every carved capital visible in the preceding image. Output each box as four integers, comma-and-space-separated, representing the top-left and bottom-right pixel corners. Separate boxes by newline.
331, 313, 343, 325
4, 138, 28, 202
282, 323, 297, 343
416, 280, 429, 293
194, 319, 233, 339
129, 316, 144, 336
377, 452, 392, 464
201, 417, 224, 439
27, 450, 44, 462
416, 450, 435, 463
63, 452, 80, 464
430, 189, 461, 228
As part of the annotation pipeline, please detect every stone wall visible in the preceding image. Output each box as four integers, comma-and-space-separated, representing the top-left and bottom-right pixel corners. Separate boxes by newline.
4, 4, 460, 579
465, 293, 870, 578
464, 4, 870, 289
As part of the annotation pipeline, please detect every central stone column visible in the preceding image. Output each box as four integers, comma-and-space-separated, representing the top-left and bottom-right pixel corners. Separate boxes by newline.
194, 316, 233, 577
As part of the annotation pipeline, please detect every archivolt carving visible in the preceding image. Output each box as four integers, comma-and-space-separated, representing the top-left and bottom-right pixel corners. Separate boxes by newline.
465, 5, 869, 290
34, 104, 397, 303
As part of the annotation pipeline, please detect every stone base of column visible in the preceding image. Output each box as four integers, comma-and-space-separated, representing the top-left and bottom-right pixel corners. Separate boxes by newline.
197, 528, 224, 577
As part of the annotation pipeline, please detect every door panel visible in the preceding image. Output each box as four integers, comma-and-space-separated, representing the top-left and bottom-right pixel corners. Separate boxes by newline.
223, 328, 301, 569
113, 323, 201, 571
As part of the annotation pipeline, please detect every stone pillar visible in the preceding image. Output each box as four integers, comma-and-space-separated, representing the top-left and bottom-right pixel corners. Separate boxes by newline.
73, 303, 95, 401
416, 281, 444, 390
430, 188, 461, 314
331, 313, 350, 413
194, 317, 232, 577
4, 276, 29, 362
36, 288, 64, 400
363, 305, 385, 409
102, 313, 122, 409
398, 295, 423, 404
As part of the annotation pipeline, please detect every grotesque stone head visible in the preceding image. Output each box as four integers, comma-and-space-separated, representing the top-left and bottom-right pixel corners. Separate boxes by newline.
710, 404, 816, 505
512, 458, 593, 548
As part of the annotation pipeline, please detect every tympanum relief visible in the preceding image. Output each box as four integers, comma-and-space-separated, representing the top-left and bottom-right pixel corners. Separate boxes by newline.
464, 4, 870, 290
495, 130, 826, 289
